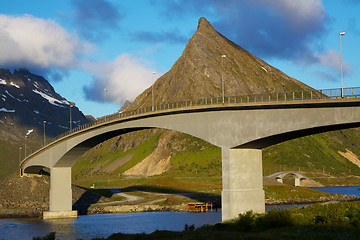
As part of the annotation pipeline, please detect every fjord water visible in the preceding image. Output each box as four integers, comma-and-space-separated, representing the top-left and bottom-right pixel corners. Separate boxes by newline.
311, 186, 360, 196
1, 186, 360, 240
0, 211, 222, 240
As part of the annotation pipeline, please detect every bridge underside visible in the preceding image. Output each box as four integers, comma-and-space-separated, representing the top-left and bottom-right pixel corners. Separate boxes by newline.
20, 99, 360, 221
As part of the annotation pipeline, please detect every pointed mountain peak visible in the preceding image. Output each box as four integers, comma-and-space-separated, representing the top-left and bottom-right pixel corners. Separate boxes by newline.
129, 18, 313, 110
197, 17, 213, 30
195, 17, 219, 38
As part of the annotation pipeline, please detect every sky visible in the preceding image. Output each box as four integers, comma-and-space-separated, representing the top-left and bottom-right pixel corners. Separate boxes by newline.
0, 0, 359, 118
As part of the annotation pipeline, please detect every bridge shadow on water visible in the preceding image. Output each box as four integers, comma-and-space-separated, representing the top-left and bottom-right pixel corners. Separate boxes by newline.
72, 184, 221, 215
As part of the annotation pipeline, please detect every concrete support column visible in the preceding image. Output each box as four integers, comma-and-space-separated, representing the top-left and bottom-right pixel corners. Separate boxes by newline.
43, 167, 77, 219
294, 178, 301, 186
221, 148, 265, 221
276, 178, 283, 184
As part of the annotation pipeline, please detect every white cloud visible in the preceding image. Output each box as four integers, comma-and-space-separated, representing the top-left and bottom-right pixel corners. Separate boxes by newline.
263, 0, 325, 30
0, 14, 91, 69
83, 54, 156, 104
316, 50, 351, 74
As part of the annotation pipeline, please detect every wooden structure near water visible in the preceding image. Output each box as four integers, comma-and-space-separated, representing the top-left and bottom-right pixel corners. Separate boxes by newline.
187, 202, 214, 212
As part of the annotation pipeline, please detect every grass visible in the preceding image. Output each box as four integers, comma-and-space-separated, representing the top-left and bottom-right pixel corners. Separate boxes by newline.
264, 185, 344, 203
72, 132, 161, 181
263, 128, 360, 177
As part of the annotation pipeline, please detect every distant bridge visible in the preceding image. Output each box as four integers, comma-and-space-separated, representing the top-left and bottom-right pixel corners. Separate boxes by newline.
20, 87, 360, 221
264, 171, 307, 186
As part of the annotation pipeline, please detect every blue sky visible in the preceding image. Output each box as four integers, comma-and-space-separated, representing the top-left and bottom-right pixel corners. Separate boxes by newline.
0, 0, 359, 117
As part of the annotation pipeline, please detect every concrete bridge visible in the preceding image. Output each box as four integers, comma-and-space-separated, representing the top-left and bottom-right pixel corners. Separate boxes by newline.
20, 88, 360, 221
264, 171, 307, 186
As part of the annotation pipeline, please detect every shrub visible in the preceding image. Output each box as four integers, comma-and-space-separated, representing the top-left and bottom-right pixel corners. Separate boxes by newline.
184, 224, 195, 232
237, 211, 256, 231
33, 232, 56, 240
256, 209, 294, 229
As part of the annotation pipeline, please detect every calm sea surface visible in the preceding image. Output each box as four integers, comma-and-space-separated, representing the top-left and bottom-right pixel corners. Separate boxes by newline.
1, 186, 359, 240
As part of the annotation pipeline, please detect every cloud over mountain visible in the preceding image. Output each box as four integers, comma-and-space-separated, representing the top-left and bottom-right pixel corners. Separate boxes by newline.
0, 15, 87, 68
83, 54, 156, 104
0, 14, 91, 76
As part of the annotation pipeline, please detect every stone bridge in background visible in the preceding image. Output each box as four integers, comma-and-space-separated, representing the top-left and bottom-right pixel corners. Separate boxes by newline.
20, 88, 360, 221
264, 171, 307, 186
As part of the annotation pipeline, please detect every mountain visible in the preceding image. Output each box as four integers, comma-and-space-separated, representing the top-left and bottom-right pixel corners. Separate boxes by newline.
72, 17, 360, 183
129, 17, 313, 110
0, 69, 89, 179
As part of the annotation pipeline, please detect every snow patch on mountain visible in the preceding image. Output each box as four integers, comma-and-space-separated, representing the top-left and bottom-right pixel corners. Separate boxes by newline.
0, 108, 15, 113
26, 129, 33, 136
10, 82, 20, 88
0, 79, 6, 85
5, 90, 22, 102
32, 89, 69, 108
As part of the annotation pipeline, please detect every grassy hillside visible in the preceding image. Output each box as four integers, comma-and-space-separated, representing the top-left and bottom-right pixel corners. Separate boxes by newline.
263, 128, 360, 177
0, 116, 43, 179
72, 127, 360, 187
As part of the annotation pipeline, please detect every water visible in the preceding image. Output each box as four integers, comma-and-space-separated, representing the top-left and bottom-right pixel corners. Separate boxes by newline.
0, 211, 221, 240
311, 186, 360, 197
1, 186, 359, 240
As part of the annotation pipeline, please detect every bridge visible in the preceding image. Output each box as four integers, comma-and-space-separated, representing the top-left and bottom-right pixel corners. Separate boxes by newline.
264, 171, 307, 186
20, 87, 360, 221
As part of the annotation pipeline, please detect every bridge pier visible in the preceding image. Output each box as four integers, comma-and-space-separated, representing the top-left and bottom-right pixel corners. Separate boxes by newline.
221, 148, 265, 221
43, 167, 77, 219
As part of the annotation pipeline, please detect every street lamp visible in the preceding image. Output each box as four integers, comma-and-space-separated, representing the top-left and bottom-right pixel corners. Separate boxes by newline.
104, 88, 108, 121
24, 129, 33, 157
221, 55, 226, 104
339, 32, 345, 98
18, 147, 22, 166
152, 72, 156, 111
43, 120, 46, 146
69, 102, 75, 130
24, 136, 27, 157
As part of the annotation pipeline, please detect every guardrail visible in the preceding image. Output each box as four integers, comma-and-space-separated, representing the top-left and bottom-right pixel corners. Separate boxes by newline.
27, 87, 360, 159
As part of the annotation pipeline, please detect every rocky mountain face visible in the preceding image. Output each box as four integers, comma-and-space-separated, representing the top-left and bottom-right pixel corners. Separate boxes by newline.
72, 17, 360, 181
129, 17, 313, 110
0, 69, 89, 179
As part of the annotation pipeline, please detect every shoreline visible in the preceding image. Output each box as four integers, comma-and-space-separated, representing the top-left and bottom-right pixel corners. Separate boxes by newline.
1, 195, 358, 219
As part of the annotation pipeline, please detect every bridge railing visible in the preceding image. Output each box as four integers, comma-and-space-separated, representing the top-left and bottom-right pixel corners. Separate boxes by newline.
40, 87, 360, 150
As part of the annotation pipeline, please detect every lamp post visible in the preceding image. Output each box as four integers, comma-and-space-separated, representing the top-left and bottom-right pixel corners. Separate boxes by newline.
24, 129, 33, 158
18, 147, 22, 166
152, 72, 156, 111
104, 88, 108, 121
24, 135, 27, 158
69, 102, 75, 130
43, 120, 46, 146
221, 55, 226, 104
339, 32, 345, 98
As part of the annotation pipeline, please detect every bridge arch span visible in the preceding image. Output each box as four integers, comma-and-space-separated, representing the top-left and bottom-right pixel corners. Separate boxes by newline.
20, 99, 360, 220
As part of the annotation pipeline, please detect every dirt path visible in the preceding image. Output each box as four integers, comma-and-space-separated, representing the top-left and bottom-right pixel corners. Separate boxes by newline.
110, 189, 143, 203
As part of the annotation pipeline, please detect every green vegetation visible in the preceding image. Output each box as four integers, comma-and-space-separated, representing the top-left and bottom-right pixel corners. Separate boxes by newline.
33, 232, 55, 240
72, 131, 161, 181
263, 128, 360, 177
264, 185, 343, 202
